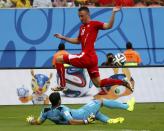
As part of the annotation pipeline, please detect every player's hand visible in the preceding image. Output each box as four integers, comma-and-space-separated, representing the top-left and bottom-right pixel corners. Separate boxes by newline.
26, 115, 35, 124
54, 33, 64, 39
112, 7, 121, 13
87, 113, 95, 124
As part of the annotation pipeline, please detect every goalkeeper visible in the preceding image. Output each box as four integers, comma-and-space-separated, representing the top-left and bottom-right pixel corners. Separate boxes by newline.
27, 92, 135, 125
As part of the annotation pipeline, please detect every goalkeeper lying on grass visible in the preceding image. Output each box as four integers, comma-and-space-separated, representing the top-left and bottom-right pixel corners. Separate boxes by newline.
27, 92, 135, 125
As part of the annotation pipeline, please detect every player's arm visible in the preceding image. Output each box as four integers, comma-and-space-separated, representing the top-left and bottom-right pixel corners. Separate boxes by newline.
26, 116, 44, 125
54, 34, 80, 44
103, 7, 120, 30
68, 119, 88, 125
27, 108, 48, 125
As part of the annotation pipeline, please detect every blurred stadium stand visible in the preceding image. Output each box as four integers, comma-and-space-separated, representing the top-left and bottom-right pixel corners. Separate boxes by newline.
0, 0, 163, 8
0, 7, 164, 68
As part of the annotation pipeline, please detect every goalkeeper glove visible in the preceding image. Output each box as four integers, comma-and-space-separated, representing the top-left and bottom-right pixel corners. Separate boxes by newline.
26, 115, 35, 124
84, 113, 95, 124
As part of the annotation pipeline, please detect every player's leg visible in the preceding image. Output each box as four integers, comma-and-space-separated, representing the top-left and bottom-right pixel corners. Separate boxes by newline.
79, 99, 124, 124
101, 97, 135, 112
95, 111, 110, 123
91, 77, 125, 94
95, 111, 124, 124
52, 55, 67, 91
88, 67, 132, 95
81, 100, 102, 116
95, 98, 135, 123
52, 53, 86, 91
91, 76, 126, 89
102, 99, 128, 110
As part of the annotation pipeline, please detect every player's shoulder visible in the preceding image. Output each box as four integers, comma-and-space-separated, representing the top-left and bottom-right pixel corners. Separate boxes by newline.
91, 20, 100, 23
89, 21, 104, 28
56, 105, 70, 112
42, 106, 52, 113
90, 20, 101, 24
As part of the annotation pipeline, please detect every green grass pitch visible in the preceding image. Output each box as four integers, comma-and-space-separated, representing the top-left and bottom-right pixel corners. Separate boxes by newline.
0, 103, 164, 131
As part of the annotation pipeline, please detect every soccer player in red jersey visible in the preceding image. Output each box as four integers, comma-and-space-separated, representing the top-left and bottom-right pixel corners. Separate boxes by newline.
53, 7, 133, 95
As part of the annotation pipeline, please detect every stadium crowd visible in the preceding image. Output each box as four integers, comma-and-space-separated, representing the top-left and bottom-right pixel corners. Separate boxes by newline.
0, 0, 163, 8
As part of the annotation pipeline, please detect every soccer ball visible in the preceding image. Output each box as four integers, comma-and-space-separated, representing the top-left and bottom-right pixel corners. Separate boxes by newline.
17, 86, 29, 98
57, 67, 91, 97
113, 53, 126, 66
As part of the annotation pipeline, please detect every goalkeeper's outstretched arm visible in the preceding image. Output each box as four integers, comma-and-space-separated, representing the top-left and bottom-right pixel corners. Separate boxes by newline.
68, 119, 90, 125
29, 119, 42, 125
26, 114, 95, 125
26, 116, 44, 125
28, 119, 94, 125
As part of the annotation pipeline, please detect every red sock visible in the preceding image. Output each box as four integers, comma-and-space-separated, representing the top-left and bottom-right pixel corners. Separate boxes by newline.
55, 63, 66, 88
100, 78, 124, 87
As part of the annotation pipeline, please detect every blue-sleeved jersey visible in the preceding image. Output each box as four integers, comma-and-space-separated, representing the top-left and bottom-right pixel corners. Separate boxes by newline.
38, 105, 72, 125
38, 100, 102, 124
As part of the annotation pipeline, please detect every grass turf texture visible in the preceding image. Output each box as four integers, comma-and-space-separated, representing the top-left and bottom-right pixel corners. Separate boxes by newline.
0, 103, 164, 131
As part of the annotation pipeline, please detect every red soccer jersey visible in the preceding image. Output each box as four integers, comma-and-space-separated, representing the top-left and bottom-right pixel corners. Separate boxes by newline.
78, 21, 104, 54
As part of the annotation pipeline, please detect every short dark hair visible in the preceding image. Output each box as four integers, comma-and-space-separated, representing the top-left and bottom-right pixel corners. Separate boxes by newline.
106, 53, 114, 63
58, 43, 65, 50
78, 7, 90, 13
126, 42, 133, 49
49, 92, 61, 106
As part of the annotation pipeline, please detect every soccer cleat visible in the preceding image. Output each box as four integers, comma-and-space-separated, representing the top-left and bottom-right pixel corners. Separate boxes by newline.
51, 86, 67, 92
127, 97, 135, 112
122, 78, 134, 92
107, 117, 125, 124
